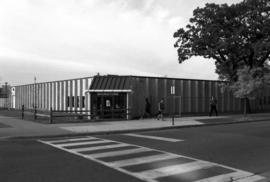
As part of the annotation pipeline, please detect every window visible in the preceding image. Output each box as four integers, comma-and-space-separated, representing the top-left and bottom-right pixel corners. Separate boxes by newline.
72, 96, 75, 107
76, 96, 79, 107
82, 96, 85, 108
66, 96, 70, 107
66, 96, 85, 108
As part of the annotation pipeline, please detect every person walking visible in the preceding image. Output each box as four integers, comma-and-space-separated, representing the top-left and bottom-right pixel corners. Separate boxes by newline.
157, 98, 165, 121
209, 96, 218, 116
144, 98, 151, 118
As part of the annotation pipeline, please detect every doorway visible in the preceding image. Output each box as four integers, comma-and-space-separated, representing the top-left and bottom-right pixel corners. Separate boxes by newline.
91, 92, 127, 119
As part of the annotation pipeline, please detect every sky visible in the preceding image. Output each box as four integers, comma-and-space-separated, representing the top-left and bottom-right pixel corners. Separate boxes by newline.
0, 0, 242, 85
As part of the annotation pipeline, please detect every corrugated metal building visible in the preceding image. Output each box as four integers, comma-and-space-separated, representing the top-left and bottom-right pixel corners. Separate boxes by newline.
88, 75, 270, 119
11, 75, 270, 119
12, 76, 93, 111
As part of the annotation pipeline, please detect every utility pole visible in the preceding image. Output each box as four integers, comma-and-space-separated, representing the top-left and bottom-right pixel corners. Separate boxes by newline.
5, 82, 8, 109
34, 76, 36, 108
171, 81, 175, 126
34, 76, 37, 119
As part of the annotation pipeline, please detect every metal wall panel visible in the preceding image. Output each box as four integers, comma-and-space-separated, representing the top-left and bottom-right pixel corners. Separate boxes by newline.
69, 80, 73, 111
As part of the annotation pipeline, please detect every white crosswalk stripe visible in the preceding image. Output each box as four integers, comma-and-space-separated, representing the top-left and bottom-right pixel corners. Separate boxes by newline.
124, 133, 183, 142
109, 154, 178, 168
137, 161, 213, 179
195, 171, 264, 182
56, 140, 111, 147
90, 148, 152, 158
39, 136, 266, 182
73, 143, 129, 152
235, 175, 266, 182
45, 136, 96, 143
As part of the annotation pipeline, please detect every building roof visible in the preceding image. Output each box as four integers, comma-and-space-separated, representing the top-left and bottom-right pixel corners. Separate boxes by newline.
89, 75, 132, 92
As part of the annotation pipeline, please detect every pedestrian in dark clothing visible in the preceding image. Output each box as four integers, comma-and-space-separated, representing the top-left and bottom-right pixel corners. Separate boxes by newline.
144, 98, 151, 118
157, 98, 165, 121
209, 96, 218, 116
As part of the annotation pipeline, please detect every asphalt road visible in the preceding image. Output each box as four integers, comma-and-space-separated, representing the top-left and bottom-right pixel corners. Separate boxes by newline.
1, 121, 270, 182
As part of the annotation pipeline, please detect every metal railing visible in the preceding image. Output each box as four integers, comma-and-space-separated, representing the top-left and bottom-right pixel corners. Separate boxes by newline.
20, 105, 131, 124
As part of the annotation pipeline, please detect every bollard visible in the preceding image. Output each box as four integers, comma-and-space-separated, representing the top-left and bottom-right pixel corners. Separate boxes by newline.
21, 105, 24, 120
49, 107, 53, 124
172, 115, 175, 126
34, 106, 37, 120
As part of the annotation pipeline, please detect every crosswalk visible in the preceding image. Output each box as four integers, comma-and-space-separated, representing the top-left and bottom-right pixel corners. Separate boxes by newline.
124, 133, 184, 142
39, 136, 265, 182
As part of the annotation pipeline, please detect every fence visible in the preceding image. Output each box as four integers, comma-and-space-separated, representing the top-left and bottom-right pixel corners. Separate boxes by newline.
21, 105, 50, 121
20, 105, 131, 124
49, 109, 91, 124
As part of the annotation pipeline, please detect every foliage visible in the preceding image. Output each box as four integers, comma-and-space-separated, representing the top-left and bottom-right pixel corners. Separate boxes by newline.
174, 0, 270, 82
229, 65, 270, 99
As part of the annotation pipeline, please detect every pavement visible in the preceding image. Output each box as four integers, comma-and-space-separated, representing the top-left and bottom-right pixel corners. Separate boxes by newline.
0, 112, 270, 139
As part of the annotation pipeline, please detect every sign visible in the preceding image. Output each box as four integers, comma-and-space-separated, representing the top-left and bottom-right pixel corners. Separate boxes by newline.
106, 100, 111, 107
170, 86, 175, 95
97, 92, 119, 96
11, 87, 15, 96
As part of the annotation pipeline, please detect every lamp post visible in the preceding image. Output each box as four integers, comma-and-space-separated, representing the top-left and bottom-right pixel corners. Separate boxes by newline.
5, 82, 8, 109
170, 81, 175, 126
34, 76, 36, 108
34, 76, 37, 119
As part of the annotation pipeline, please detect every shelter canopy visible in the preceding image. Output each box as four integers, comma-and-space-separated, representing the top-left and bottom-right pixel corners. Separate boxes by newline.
88, 75, 133, 92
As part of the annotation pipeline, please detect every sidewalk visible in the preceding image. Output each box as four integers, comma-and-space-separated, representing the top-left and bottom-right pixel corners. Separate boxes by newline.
0, 113, 270, 139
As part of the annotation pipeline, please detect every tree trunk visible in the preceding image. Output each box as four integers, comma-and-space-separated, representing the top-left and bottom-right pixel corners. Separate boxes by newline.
243, 97, 247, 117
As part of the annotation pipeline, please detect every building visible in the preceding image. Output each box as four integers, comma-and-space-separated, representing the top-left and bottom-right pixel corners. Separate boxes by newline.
11, 75, 270, 119
0, 83, 10, 108
12, 76, 93, 111
88, 75, 270, 119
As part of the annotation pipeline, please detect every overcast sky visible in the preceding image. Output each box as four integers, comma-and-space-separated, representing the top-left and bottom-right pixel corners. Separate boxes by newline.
0, 0, 242, 85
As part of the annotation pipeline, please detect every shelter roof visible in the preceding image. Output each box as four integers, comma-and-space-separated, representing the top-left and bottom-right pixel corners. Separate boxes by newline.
89, 75, 132, 92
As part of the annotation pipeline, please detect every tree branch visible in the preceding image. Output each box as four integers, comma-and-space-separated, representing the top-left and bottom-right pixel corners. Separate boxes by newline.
259, 50, 270, 66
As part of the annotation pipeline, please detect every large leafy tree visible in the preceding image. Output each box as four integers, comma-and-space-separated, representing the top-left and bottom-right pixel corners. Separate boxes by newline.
174, 0, 270, 82
230, 65, 270, 116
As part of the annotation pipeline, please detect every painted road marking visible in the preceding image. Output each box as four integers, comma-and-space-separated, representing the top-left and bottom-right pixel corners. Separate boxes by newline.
39, 136, 266, 182
235, 175, 266, 182
50, 138, 101, 145
122, 157, 195, 172
56, 140, 110, 147
73, 143, 129, 152
124, 133, 183, 142
137, 161, 213, 179
110, 154, 178, 168
195, 171, 264, 182
45, 136, 95, 143
90, 148, 151, 158
63, 141, 118, 150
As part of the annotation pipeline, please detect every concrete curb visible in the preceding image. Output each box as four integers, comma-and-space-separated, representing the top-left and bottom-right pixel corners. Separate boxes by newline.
7, 118, 270, 140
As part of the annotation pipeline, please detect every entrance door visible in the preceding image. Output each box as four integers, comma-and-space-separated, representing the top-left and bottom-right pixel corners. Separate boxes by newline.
91, 92, 127, 119
102, 96, 112, 118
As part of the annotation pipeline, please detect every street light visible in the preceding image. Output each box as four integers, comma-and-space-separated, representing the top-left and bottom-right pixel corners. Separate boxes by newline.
170, 81, 175, 126
34, 76, 36, 108
34, 76, 37, 119
5, 82, 8, 109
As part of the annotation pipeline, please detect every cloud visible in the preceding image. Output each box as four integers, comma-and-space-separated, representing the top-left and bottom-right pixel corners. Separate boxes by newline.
0, 0, 241, 85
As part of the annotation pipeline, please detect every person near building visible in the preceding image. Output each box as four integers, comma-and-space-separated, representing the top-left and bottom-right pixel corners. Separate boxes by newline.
157, 98, 165, 121
144, 98, 151, 118
209, 96, 218, 116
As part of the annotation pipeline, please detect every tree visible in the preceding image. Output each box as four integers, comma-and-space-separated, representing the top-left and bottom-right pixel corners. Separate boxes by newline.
174, 0, 270, 82
229, 65, 270, 116
173, 0, 270, 114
